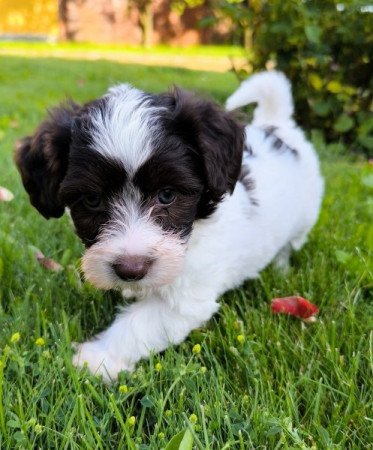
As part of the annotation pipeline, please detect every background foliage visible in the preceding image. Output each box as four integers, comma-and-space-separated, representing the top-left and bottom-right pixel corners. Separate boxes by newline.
1, 1, 371, 155
203, 0, 373, 157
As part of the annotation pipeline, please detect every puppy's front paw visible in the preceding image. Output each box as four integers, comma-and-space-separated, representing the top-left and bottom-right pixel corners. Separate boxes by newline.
72, 340, 134, 382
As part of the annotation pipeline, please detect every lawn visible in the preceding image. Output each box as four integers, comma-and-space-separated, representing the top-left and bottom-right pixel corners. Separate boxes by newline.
0, 42, 246, 73
0, 41, 244, 57
0, 55, 372, 449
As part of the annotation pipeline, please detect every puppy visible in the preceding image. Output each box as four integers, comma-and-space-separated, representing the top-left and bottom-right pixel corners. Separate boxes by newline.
15, 71, 323, 381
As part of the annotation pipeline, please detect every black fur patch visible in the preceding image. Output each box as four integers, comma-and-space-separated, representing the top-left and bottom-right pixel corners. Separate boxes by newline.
264, 126, 277, 138
152, 88, 245, 219
59, 147, 127, 246
14, 101, 80, 218
16, 86, 246, 247
238, 164, 258, 207
239, 165, 254, 192
243, 143, 253, 156
134, 133, 204, 237
263, 126, 298, 157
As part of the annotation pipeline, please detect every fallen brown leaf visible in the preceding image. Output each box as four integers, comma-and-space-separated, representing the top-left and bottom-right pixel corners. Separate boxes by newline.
31, 247, 63, 272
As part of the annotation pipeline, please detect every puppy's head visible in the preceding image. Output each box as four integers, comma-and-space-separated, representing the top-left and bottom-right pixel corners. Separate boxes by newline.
15, 85, 244, 290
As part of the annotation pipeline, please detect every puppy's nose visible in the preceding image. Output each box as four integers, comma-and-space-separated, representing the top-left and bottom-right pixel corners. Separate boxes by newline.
112, 256, 153, 281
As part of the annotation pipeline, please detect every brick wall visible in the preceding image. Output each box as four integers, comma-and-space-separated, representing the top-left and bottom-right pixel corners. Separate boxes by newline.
63, 0, 228, 45
0, 0, 230, 45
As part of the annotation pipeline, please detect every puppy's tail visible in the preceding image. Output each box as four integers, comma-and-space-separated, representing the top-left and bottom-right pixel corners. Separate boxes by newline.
225, 71, 294, 126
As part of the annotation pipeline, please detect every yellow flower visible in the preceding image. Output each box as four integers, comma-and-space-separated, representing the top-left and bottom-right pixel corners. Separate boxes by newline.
155, 362, 162, 372
10, 332, 21, 343
35, 337, 45, 346
127, 416, 136, 426
192, 344, 201, 354
200, 366, 207, 374
158, 432, 165, 439
165, 409, 172, 417
236, 334, 245, 344
34, 424, 43, 434
119, 384, 128, 394
189, 413, 198, 424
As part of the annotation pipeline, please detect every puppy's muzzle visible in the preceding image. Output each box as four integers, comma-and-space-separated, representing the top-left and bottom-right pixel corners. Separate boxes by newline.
112, 255, 154, 281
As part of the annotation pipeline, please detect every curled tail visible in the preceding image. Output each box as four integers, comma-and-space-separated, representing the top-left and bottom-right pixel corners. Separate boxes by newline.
225, 71, 294, 126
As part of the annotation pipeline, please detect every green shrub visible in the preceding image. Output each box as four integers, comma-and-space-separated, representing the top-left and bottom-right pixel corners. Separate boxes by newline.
212, 0, 373, 157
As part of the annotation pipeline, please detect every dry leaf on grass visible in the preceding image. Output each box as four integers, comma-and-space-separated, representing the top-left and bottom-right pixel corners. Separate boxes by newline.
29, 246, 63, 272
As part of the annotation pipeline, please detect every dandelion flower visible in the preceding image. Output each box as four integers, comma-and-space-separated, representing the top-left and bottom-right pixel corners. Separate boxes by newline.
155, 362, 162, 372
119, 385, 128, 394
236, 334, 245, 344
10, 332, 21, 343
34, 424, 43, 434
35, 337, 45, 346
127, 416, 136, 426
192, 344, 201, 354
189, 413, 198, 424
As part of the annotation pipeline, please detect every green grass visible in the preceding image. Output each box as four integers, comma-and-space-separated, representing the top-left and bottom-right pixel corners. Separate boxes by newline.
0, 55, 372, 449
0, 41, 244, 57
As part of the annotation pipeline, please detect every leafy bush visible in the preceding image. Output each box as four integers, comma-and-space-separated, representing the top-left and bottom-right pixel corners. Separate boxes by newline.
211, 0, 373, 157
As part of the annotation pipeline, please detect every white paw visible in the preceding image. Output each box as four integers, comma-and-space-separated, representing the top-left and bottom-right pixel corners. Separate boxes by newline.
72, 340, 134, 382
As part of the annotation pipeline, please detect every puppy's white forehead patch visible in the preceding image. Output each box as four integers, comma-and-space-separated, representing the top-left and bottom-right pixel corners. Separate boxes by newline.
90, 84, 163, 176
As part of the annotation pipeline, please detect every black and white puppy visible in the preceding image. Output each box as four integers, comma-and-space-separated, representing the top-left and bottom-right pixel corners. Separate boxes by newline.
15, 71, 323, 381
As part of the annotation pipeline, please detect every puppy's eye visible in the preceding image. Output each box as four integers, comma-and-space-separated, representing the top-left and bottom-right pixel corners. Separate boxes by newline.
158, 189, 176, 205
82, 194, 103, 210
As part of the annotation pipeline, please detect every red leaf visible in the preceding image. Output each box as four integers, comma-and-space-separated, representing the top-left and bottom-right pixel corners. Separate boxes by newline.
271, 296, 319, 319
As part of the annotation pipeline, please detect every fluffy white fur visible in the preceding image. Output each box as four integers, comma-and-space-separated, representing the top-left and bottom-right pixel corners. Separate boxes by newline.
90, 84, 161, 175
225, 70, 294, 126
73, 71, 324, 381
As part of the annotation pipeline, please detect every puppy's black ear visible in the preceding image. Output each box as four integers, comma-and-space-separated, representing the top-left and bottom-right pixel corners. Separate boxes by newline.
169, 88, 245, 204
14, 102, 79, 219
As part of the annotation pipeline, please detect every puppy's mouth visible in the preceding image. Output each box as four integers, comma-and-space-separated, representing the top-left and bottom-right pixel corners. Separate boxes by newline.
81, 253, 153, 290
81, 236, 187, 291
